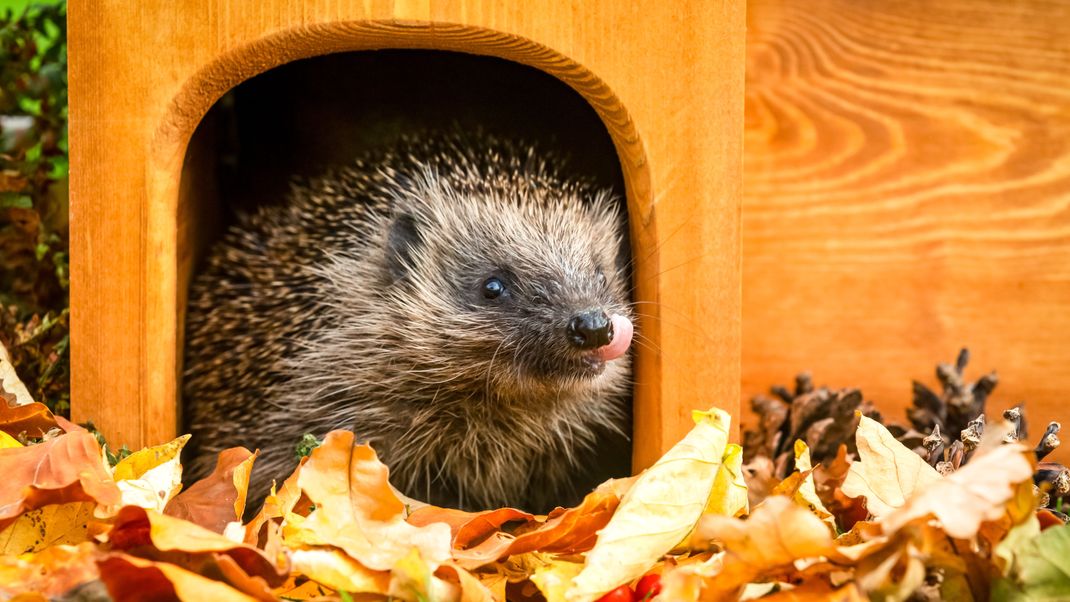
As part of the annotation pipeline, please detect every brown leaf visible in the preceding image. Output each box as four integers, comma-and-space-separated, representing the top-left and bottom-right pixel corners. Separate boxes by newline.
687, 496, 838, 599
0, 401, 57, 439
97, 553, 259, 602
165, 447, 257, 532
107, 506, 287, 588
0, 430, 120, 531
758, 579, 868, 601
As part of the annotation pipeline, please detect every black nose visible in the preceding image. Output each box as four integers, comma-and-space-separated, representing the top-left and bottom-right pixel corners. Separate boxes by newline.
566, 310, 613, 349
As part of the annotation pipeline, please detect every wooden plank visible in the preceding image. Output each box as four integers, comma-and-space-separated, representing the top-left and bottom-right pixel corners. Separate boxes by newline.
68, 1, 745, 469
743, 0, 1070, 462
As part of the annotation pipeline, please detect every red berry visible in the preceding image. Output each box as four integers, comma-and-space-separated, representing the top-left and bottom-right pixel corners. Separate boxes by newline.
635, 574, 662, 601
596, 584, 636, 602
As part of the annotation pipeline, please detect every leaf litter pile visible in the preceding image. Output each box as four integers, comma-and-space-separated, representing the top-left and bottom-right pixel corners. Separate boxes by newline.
1, 349, 1068, 601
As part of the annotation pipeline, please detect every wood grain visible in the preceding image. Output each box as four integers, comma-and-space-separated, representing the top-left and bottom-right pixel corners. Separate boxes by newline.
743, 0, 1070, 462
67, 1, 745, 470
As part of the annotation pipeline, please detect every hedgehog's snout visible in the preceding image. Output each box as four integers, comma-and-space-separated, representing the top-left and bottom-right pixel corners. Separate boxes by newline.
565, 310, 633, 363
566, 310, 613, 349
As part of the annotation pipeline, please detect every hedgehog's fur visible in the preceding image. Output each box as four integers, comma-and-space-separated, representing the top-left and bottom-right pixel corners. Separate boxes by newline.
182, 132, 632, 511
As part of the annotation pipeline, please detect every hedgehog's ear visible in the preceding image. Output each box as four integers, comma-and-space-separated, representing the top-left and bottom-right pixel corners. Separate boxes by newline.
386, 213, 422, 282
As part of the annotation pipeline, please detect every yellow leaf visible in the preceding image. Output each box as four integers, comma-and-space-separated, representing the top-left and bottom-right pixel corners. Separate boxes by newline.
389, 547, 458, 601
841, 415, 940, 518
0, 502, 96, 554
111, 434, 190, 512
771, 440, 836, 531
112, 434, 190, 481
706, 443, 749, 517
288, 547, 391, 595
567, 407, 732, 601
531, 558, 584, 602
0, 431, 22, 449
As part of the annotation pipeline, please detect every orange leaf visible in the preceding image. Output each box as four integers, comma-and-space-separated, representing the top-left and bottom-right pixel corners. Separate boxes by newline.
0, 430, 120, 531
0, 401, 58, 439
0, 541, 100, 598
508, 489, 620, 556
407, 506, 534, 548
289, 430, 451, 572
686, 496, 838, 599
165, 447, 257, 533
97, 553, 259, 602
442, 488, 621, 570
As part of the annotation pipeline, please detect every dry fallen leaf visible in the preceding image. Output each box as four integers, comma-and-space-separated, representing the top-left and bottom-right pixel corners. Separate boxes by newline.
97, 553, 260, 602
110, 435, 191, 513
567, 407, 733, 601
286, 430, 452, 572
0, 501, 96, 554
687, 496, 838, 599
0, 541, 100, 598
0, 343, 37, 409
0, 429, 120, 532
166, 447, 257, 533
707, 443, 749, 518
882, 443, 1035, 539
107, 506, 288, 589
285, 546, 391, 596
772, 440, 836, 532
0, 401, 57, 440
841, 415, 941, 518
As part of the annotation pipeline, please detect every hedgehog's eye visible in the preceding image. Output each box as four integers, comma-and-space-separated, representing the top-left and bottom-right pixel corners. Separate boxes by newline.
596, 267, 607, 287
482, 277, 505, 300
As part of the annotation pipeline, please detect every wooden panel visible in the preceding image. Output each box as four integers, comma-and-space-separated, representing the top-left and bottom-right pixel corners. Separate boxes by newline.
743, 0, 1070, 462
68, 1, 745, 469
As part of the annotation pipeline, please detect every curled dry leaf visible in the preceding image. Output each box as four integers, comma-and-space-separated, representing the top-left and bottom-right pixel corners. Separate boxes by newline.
288, 430, 452, 572
110, 435, 191, 513
0, 342, 36, 409
165, 447, 257, 533
97, 553, 260, 602
771, 440, 836, 532
107, 506, 288, 588
567, 407, 733, 601
0, 429, 120, 532
0, 402, 57, 440
882, 443, 1035, 539
686, 496, 837, 599
286, 547, 391, 597
707, 443, 749, 518
841, 415, 940, 518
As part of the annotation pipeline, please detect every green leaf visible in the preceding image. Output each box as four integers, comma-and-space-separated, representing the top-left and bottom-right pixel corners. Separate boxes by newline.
0, 191, 33, 208
993, 524, 1070, 601
295, 433, 322, 459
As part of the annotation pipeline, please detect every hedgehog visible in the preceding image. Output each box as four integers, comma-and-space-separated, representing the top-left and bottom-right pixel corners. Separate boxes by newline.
181, 131, 634, 511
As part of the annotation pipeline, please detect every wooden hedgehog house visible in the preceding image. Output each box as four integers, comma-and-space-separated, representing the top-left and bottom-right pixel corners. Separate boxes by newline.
67, 1, 746, 473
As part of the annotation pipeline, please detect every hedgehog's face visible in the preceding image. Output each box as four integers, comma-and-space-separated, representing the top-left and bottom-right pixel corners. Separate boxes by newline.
383, 181, 633, 403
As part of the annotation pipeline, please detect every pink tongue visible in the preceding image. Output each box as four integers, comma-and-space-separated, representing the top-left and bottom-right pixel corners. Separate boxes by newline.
595, 314, 633, 361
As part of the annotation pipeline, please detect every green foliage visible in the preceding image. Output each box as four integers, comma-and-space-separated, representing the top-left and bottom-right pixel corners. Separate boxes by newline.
993, 523, 1070, 601
295, 433, 323, 459
0, 1, 70, 415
